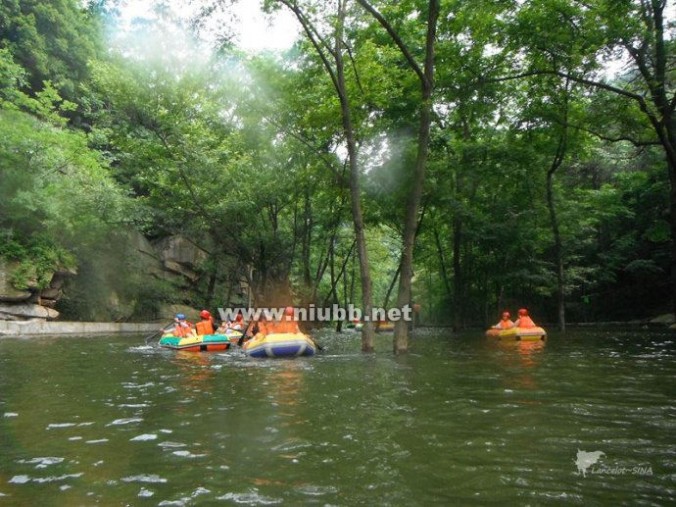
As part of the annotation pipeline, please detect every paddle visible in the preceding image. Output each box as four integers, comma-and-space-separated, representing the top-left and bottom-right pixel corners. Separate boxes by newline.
297, 322, 323, 351
309, 334, 324, 352
237, 321, 253, 347
145, 321, 175, 345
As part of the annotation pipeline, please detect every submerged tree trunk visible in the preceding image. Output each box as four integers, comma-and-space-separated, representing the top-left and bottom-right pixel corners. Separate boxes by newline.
393, 0, 438, 353
335, 6, 375, 351
547, 78, 570, 332
277, 0, 375, 350
357, 0, 440, 354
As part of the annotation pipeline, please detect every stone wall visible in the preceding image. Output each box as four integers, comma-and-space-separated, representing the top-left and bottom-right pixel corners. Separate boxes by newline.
0, 320, 159, 337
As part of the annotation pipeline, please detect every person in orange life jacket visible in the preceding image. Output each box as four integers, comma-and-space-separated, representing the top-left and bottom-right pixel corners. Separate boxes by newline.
248, 313, 269, 340
170, 313, 195, 338
513, 308, 536, 328
233, 311, 244, 330
492, 311, 515, 330
195, 310, 216, 335
269, 306, 300, 334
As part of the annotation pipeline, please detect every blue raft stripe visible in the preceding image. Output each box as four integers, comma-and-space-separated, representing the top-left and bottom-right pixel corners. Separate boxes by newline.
159, 334, 231, 350
245, 337, 316, 358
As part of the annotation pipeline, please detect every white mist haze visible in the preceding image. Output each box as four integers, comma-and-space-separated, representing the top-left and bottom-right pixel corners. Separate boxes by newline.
113, 0, 299, 54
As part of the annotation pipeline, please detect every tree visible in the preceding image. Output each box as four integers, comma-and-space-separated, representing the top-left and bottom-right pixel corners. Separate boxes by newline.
269, 0, 377, 350
0, 0, 102, 113
356, 0, 440, 353
493, 0, 676, 316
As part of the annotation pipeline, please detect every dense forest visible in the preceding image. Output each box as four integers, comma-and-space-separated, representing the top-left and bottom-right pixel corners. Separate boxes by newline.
0, 0, 673, 351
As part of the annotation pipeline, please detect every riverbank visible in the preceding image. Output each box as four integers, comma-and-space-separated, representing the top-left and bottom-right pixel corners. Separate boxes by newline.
0, 320, 159, 338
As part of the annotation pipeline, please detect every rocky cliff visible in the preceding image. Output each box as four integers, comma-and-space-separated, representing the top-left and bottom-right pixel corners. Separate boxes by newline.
0, 234, 212, 322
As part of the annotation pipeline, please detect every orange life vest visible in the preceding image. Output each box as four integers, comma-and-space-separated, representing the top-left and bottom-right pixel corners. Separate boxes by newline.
195, 319, 215, 336
274, 316, 299, 334
253, 320, 269, 336
498, 318, 515, 329
516, 316, 536, 328
174, 321, 193, 337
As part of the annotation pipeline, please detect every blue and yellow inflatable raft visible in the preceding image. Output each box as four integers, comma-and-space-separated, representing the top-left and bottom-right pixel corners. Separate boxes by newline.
243, 333, 317, 358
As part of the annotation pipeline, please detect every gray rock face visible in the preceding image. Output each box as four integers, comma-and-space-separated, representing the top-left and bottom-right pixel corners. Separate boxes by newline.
154, 236, 207, 267
0, 233, 212, 321
0, 303, 59, 320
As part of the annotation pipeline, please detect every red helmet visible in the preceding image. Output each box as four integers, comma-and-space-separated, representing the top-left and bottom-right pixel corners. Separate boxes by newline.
518, 308, 528, 317
284, 306, 294, 317
502, 311, 510, 319
200, 310, 211, 319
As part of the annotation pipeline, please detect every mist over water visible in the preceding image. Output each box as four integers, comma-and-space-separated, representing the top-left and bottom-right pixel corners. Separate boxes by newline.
0, 329, 674, 504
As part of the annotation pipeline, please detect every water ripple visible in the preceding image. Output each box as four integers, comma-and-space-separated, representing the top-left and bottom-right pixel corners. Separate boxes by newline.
130, 433, 158, 441
17, 457, 64, 468
106, 417, 143, 426
121, 474, 168, 484
216, 489, 283, 505
10, 473, 83, 484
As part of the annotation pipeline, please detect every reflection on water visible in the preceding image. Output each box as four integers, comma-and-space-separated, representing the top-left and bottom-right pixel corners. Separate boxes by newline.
170, 351, 217, 397
0, 329, 674, 504
491, 337, 546, 390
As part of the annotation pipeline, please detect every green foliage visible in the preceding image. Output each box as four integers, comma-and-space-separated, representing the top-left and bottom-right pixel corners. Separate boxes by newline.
0, 232, 76, 289
0, 0, 102, 105
0, 0, 670, 324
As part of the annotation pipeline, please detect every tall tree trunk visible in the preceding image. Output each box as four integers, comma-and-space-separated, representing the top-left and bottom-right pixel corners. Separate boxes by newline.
644, 1, 676, 316
432, 222, 452, 300
395, 2, 438, 353
277, 0, 375, 350
302, 188, 313, 290
343, 250, 349, 308
335, 1, 374, 350
452, 211, 463, 331
357, 0, 439, 354
323, 240, 355, 306
546, 163, 566, 331
383, 263, 401, 309
350, 253, 356, 306
668, 119, 676, 318
546, 79, 570, 332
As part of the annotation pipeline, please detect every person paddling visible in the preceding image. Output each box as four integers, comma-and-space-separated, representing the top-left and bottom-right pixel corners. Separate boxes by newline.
169, 313, 195, 338
247, 313, 269, 341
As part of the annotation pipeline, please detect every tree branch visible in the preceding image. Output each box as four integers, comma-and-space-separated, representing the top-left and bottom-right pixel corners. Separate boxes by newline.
485, 70, 647, 104
275, 0, 342, 96
355, 0, 427, 86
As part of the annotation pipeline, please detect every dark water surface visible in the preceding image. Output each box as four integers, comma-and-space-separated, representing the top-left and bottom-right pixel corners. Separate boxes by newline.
0, 329, 674, 505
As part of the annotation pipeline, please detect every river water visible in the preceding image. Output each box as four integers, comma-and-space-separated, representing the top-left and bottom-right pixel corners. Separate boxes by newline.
0, 329, 674, 505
